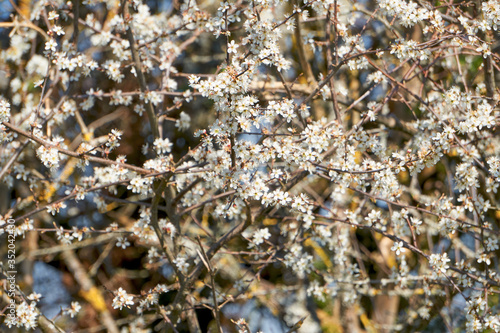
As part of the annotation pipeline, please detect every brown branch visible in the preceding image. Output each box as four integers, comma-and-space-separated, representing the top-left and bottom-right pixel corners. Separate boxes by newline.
2, 122, 152, 174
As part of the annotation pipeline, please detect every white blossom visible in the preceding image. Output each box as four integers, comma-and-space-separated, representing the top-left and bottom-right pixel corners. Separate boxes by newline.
112, 287, 134, 310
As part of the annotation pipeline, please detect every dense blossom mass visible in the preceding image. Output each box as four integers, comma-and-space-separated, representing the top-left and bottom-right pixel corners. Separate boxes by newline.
0, 0, 499, 332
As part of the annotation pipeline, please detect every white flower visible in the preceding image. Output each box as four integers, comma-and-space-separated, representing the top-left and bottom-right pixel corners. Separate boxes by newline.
26, 55, 49, 76
112, 287, 134, 310
52, 25, 65, 36
48, 11, 59, 20
45, 39, 58, 52
144, 292, 159, 306
144, 91, 162, 106
487, 156, 500, 179
153, 138, 173, 155
161, 221, 176, 239
63, 302, 81, 318
429, 253, 450, 275
56, 225, 73, 244
227, 40, 239, 54
103, 60, 124, 83
454, 163, 479, 191
27, 293, 42, 302
0, 99, 11, 122
307, 280, 329, 302
476, 43, 491, 58
367, 71, 386, 84
188, 75, 200, 87
15, 301, 39, 329
47, 202, 66, 216
116, 236, 130, 249
477, 253, 491, 265
106, 129, 123, 151
391, 241, 406, 256
127, 177, 153, 196
134, 104, 145, 116
252, 228, 271, 246
173, 255, 190, 274
485, 237, 499, 252
176, 111, 191, 131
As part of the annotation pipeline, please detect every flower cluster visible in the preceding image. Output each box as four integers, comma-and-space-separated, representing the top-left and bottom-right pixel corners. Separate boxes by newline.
0, 0, 499, 331
112, 287, 134, 310
36, 146, 61, 169
4, 294, 42, 330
